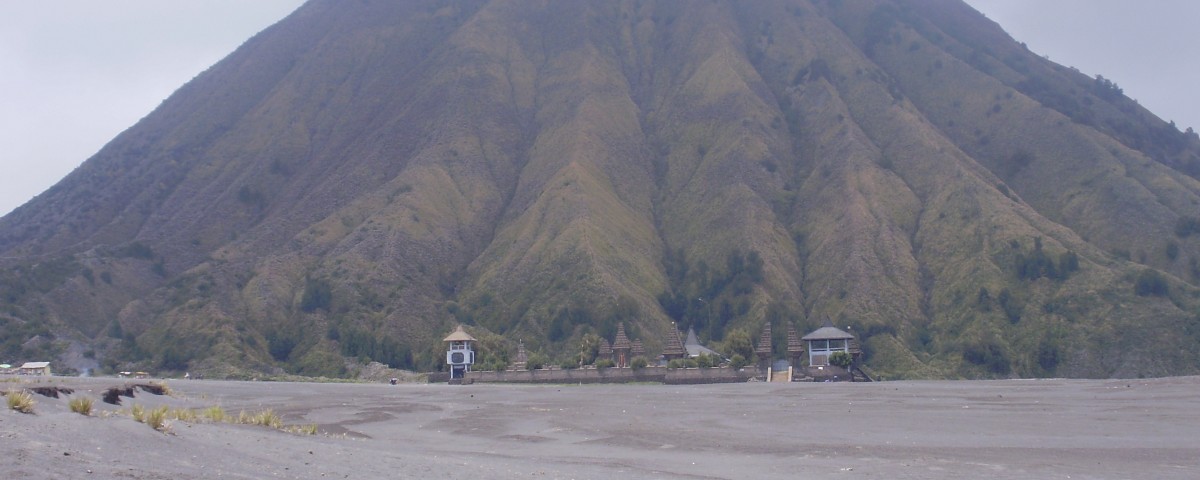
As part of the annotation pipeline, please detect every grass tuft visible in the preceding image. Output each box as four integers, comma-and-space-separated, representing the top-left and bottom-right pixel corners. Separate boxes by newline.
251, 409, 283, 428
171, 408, 197, 422
131, 404, 146, 423
6, 390, 35, 414
284, 424, 319, 435
69, 396, 94, 416
146, 406, 170, 432
203, 405, 226, 423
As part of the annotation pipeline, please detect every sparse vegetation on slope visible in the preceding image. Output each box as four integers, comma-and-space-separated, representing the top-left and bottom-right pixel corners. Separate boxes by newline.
1, 0, 1199, 380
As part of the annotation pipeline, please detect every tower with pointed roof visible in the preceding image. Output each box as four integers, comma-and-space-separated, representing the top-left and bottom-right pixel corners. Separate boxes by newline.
612, 323, 633, 367
661, 323, 687, 362
598, 337, 613, 364
443, 325, 476, 381
787, 325, 805, 368
755, 322, 773, 375
512, 340, 528, 371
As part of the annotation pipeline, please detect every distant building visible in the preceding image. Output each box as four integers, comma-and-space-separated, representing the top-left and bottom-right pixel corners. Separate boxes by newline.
511, 340, 528, 371
755, 323, 773, 375
801, 323, 856, 366
683, 327, 720, 359
598, 324, 642, 367
443, 325, 477, 381
612, 324, 633, 367
660, 325, 687, 363
17, 361, 51, 376
800, 320, 872, 382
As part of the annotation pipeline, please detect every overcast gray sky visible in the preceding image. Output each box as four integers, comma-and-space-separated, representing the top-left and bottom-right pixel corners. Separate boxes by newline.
1, 1, 1197, 217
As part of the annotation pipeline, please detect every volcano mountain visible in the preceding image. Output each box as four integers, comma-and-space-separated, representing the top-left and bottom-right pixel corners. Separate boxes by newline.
3, 0, 1200, 379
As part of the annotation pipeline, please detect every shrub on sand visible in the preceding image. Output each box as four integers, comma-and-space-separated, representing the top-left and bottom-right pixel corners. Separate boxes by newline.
203, 406, 226, 423
252, 409, 283, 428
131, 404, 146, 423
171, 408, 197, 422
7, 390, 35, 414
146, 406, 170, 432
69, 396, 94, 416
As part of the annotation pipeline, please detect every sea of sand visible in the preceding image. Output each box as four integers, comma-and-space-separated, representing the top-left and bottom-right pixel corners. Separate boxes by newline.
2, 375, 1197, 479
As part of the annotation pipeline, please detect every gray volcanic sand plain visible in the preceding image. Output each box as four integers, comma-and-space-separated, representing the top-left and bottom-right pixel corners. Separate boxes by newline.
2, 375, 1198, 479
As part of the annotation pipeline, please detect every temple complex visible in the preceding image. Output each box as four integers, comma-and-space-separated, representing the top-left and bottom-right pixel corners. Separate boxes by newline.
436, 319, 872, 384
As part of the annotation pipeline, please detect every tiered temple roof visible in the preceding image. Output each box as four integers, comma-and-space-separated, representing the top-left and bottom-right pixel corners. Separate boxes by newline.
661, 325, 687, 360
755, 323, 772, 357
631, 340, 645, 358
787, 325, 805, 355
612, 323, 632, 351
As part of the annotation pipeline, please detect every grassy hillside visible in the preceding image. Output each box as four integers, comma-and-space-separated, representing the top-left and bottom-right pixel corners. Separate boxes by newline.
2, 0, 1199, 379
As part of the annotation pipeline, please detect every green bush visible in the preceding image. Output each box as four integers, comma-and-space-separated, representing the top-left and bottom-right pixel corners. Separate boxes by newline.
829, 351, 853, 368
526, 353, 548, 370
630, 356, 648, 369
1134, 269, 1169, 296
695, 354, 716, 368
667, 358, 699, 369
300, 278, 333, 312
962, 341, 1011, 374
594, 359, 616, 369
729, 354, 747, 370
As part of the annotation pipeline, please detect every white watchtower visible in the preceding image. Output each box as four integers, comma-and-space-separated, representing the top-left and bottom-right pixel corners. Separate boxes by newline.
443, 325, 477, 381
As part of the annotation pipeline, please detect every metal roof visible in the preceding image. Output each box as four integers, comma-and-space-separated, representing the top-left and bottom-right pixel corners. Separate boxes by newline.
801, 326, 855, 341
684, 327, 720, 357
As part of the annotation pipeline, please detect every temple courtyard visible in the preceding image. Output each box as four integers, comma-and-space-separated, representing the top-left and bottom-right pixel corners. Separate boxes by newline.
2, 375, 1197, 479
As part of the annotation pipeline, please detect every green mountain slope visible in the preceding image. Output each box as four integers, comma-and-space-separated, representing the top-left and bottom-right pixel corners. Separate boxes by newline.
2, 0, 1199, 379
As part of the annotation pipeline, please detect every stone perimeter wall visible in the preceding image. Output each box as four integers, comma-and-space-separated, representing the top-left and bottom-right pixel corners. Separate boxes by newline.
429, 367, 759, 384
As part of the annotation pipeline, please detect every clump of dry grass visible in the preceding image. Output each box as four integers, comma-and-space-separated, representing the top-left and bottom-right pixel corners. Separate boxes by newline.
284, 424, 319, 435
170, 408, 197, 422
131, 404, 146, 423
69, 396, 94, 416
6, 390, 35, 413
203, 406, 226, 423
251, 409, 282, 428
146, 406, 170, 432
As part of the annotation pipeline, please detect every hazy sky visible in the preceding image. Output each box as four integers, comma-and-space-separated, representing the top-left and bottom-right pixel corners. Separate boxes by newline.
1, 1, 1197, 217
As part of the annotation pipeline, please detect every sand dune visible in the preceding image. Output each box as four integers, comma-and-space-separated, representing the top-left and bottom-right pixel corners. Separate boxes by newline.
3, 376, 1198, 479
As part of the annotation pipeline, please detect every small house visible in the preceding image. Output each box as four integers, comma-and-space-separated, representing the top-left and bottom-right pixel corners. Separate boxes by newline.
801, 323, 857, 366
17, 361, 51, 376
